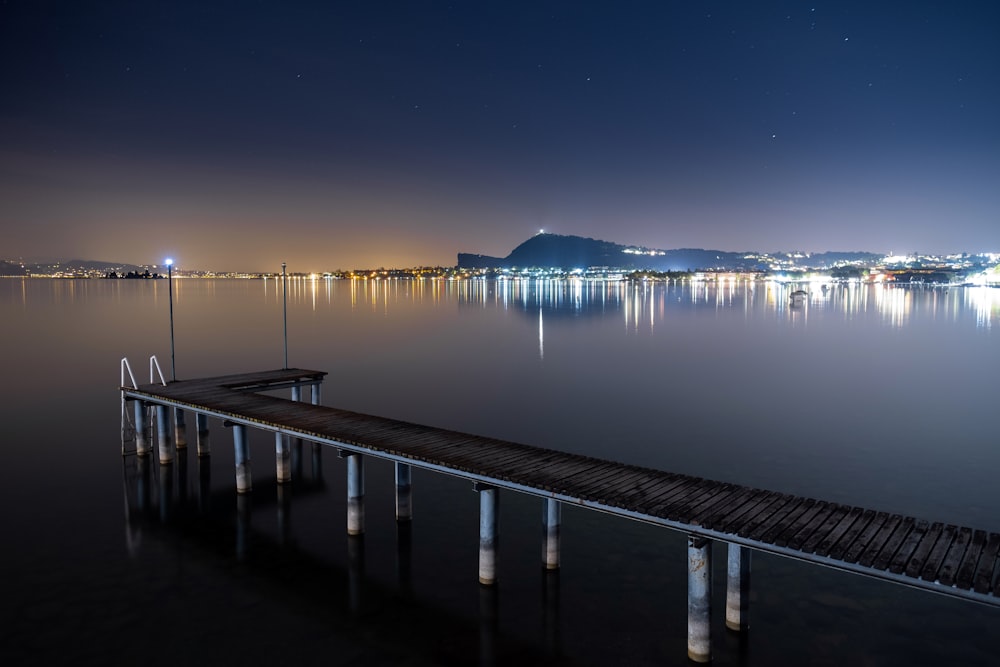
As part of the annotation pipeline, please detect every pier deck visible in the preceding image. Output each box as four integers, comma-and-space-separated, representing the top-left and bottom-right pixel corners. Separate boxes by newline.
122, 368, 1000, 609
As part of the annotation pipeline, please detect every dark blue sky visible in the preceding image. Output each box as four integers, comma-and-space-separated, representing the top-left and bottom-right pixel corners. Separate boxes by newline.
2, 1, 998, 270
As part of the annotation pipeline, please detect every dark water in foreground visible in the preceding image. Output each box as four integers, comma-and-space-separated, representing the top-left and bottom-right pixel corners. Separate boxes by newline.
1, 277, 998, 666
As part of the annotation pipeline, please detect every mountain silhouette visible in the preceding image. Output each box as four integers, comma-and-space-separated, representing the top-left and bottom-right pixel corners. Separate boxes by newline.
460, 233, 748, 271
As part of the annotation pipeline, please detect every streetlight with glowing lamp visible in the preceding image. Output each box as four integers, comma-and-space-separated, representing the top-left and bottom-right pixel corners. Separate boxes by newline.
165, 258, 176, 381
282, 262, 288, 369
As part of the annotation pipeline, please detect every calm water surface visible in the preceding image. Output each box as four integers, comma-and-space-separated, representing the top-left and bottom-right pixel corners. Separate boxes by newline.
1, 277, 998, 666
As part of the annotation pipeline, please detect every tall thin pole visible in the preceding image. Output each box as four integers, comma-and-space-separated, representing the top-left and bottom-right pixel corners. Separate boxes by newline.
167, 261, 176, 381
282, 262, 288, 369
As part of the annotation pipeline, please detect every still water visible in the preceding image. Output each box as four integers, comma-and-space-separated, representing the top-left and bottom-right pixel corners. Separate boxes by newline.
1, 277, 998, 666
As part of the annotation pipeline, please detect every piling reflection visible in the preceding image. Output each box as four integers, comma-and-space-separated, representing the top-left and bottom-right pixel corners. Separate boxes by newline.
347, 535, 365, 614
197, 453, 211, 513
276, 484, 291, 545
395, 521, 413, 595
115, 448, 614, 666
236, 494, 251, 561
292, 439, 303, 478
541, 570, 561, 658
311, 443, 323, 480
479, 584, 498, 667
158, 462, 173, 524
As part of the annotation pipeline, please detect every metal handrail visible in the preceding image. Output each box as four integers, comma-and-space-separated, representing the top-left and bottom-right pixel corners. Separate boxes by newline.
120, 357, 138, 455
149, 355, 167, 386
120, 357, 138, 389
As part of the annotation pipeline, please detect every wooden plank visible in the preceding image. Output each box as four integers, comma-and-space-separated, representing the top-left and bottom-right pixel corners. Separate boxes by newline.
842, 512, 889, 564
973, 533, 1000, 594
921, 524, 959, 582
938, 527, 972, 587
749, 498, 811, 543
671, 484, 737, 524
777, 501, 833, 549
873, 516, 915, 572
631, 477, 701, 514
567, 464, 632, 491
507, 457, 583, 485
648, 478, 719, 520
591, 469, 659, 502
529, 461, 611, 493
856, 514, 904, 569
514, 462, 597, 492
612, 474, 686, 509
681, 484, 746, 526
889, 519, 930, 574
456, 447, 545, 473
727, 493, 790, 536
788, 503, 851, 554
786, 502, 840, 551
690, 486, 765, 530
904, 521, 944, 579
594, 472, 664, 504
955, 530, 988, 590
716, 491, 779, 533
811, 506, 862, 556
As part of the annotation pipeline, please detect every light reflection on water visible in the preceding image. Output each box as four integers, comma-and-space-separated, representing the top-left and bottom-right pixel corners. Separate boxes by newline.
2, 277, 998, 667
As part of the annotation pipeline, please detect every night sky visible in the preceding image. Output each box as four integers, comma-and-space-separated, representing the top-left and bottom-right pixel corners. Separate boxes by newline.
2, 1, 998, 271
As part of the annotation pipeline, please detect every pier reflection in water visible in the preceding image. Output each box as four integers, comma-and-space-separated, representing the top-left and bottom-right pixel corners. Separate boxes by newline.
119, 441, 575, 667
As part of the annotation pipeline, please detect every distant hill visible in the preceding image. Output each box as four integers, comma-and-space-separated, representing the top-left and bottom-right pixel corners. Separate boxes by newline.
0, 260, 27, 276
458, 233, 879, 271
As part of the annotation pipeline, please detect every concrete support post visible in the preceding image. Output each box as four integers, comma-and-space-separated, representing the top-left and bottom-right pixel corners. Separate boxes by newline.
542, 498, 561, 570
275, 432, 291, 483
478, 484, 499, 585
233, 424, 252, 493
156, 405, 174, 464
346, 454, 365, 535
196, 413, 211, 457
134, 401, 150, 456
310, 383, 321, 406
726, 543, 751, 632
291, 386, 301, 403
173, 408, 187, 449
395, 462, 412, 521
687, 535, 713, 663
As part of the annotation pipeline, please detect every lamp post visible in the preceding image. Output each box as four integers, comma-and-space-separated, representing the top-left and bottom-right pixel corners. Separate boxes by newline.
282, 262, 288, 369
166, 258, 176, 381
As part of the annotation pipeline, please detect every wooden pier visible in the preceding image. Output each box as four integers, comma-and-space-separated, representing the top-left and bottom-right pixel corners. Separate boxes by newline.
121, 366, 1000, 663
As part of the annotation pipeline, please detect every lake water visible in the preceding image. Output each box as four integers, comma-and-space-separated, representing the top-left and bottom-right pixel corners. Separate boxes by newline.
2, 276, 998, 666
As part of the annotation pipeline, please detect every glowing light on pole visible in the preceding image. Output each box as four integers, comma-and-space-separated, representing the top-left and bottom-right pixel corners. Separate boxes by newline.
282, 262, 288, 369
165, 258, 176, 381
